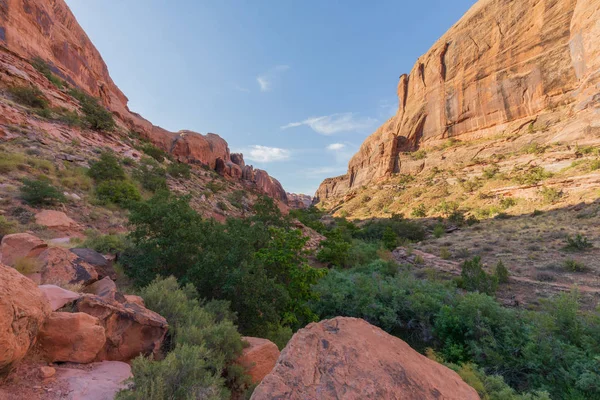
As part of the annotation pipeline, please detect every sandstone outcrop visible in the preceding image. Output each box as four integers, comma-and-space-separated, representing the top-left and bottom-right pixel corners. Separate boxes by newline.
237, 337, 280, 384
251, 317, 479, 400
0, 0, 289, 204
287, 193, 313, 209
34, 210, 80, 235
0, 232, 47, 266
74, 294, 168, 362
38, 284, 80, 311
0, 263, 51, 376
316, 0, 600, 202
38, 312, 106, 363
53, 361, 132, 400
70, 248, 116, 280
39, 247, 99, 286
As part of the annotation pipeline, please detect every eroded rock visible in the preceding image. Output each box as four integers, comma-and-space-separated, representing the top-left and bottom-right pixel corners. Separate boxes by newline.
237, 337, 280, 384
0, 233, 47, 267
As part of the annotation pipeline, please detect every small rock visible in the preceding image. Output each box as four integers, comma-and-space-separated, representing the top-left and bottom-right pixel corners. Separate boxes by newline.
40, 366, 56, 379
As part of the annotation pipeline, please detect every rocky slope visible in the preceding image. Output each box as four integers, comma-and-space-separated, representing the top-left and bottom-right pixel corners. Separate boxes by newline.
315, 0, 600, 205
0, 0, 288, 204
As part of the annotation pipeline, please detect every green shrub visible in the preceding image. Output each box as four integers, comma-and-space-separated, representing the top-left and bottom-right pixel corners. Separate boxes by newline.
589, 159, 600, 171
95, 180, 141, 206
133, 157, 168, 192
460, 178, 483, 193
167, 162, 191, 179
482, 164, 500, 179
354, 217, 425, 243
435, 201, 460, 218
412, 149, 427, 160
14, 257, 40, 275
433, 224, 445, 238
140, 144, 168, 163
0, 216, 17, 238
512, 166, 552, 185
88, 152, 126, 182
216, 201, 228, 211
54, 108, 81, 126
227, 190, 246, 209
382, 226, 398, 251
82, 232, 130, 254
411, 203, 427, 218
8, 85, 48, 109
539, 186, 562, 204
563, 259, 588, 272
564, 234, 593, 252
68, 87, 115, 131
207, 180, 226, 193
459, 256, 498, 295
494, 260, 509, 284
20, 178, 66, 206
31, 57, 64, 88
500, 197, 516, 209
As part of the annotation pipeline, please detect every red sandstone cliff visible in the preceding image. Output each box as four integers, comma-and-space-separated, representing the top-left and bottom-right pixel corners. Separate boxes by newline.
0, 0, 288, 203
316, 0, 600, 202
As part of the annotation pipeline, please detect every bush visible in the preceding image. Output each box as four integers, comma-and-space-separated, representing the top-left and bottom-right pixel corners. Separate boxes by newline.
0, 216, 17, 238
564, 234, 593, 252
31, 57, 63, 88
167, 162, 191, 179
354, 218, 425, 243
539, 186, 562, 204
14, 257, 40, 275
82, 232, 130, 254
8, 85, 48, 109
95, 180, 141, 206
459, 256, 498, 295
20, 178, 66, 206
433, 224, 445, 238
499, 197, 516, 209
411, 203, 427, 218
133, 157, 167, 192
207, 180, 226, 193
494, 260, 509, 284
412, 149, 427, 160
68, 87, 115, 131
140, 144, 168, 163
563, 259, 588, 272
512, 166, 552, 185
88, 152, 126, 182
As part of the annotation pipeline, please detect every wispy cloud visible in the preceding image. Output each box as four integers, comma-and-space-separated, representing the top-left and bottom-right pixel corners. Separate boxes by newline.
245, 145, 291, 163
281, 113, 378, 135
305, 166, 348, 177
257, 65, 290, 92
232, 84, 250, 93
326, 143, 346, 151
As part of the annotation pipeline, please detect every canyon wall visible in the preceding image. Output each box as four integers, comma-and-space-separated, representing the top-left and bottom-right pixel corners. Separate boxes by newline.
0, 0, 288, 203
316, 0, 600, 202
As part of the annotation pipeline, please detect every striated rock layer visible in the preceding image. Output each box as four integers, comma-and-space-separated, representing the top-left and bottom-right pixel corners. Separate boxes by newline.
0, 0, 288, 204
251, 317, 479, 400
316, 0, 600, 202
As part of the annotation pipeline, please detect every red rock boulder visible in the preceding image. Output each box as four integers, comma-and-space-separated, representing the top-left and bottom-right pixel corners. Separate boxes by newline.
38, 312, 106, 363
34, 210, 80, 235
39, 247, 99, 287
0, 233, 47, 267
251, 317, 480, 400
38, 284, 81, 311
74, 294, 168, 361
0, 264, 51, 376
70, 248, 116, 280
237, 337, 280, 384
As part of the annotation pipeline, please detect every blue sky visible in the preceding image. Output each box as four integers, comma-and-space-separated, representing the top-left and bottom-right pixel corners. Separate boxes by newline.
65, 0, 477, 195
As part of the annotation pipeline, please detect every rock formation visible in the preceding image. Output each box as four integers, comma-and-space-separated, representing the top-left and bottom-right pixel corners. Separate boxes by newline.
0, 0, 288, 204
0, 232, 47, 266
251, 317, 480, 400
316, 0, 600, 202
286, 193, 313, 209
0, 263, 51, 376
237, 337, 280, 384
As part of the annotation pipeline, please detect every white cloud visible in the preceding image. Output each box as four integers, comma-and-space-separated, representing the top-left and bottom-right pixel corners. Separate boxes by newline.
257, 65, 290, 92
305, 166, 347, 177
233, 84, 250, 93
281, 113, 378, 135
245, 145, 291, 163
327, 143, 346, 151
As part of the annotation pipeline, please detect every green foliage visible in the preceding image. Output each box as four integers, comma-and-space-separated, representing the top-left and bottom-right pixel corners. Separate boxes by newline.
460, 177, 483, 193
499, 197, 516, 209
382, 226, 398, 250
458, 257, 498, 295
167, 162, 191, 179
133, 157, 168, 192
140, 143, 168, 162
433, 223, 445, 238
88, 152, 126, 182
95, 180, 141, 206
494, 260, 509, 284
227, 190, 246, 209
512, 166, 552, 185
411, 149, 427, 160
0, 216, 17, 238
563, 259, 588, 272
482, 164, 500, 179
590, 159, 600, 171
20, 178, 66, 206
354, 217, 425, 243
539, 186, 562, 204
8, 85, 48, 109
207, 180, 226, 193
289, 206, 327, 234
216, 201, 228, 211
68, 87, 115, 131
82, 232, 130, 254
317, 228, 353, 267
564, 234, 593, 252
31, 57, 64, 88
435, 200, 460, 218
411, 203, 427, 218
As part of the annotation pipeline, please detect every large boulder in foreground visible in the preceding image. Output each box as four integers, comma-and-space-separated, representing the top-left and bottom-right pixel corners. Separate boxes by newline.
39, 247, 99, 287
237, 337, 280, 384
38, 312, 106, 363
0, 233, 47, 267
251, 317, 479, 400
38, 284, 81, 311
70, 248, 117, 280
74, 294, 168, 361
0, 264, 51, 376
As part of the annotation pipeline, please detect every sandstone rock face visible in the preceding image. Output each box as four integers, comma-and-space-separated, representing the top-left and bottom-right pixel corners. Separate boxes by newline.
38, 312, 106, 363
83, 276, 119, 302
0, 232, 47, 266
54, 361, 132, 400
251, 317, 479, 400
286, 193, 313, 209
0, 263, 51, 376
38, 284, 80, 311
74, 294, 168, 362
316, 0, 600, 202
237, 337, 280, 384
39, 247, 99, 286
